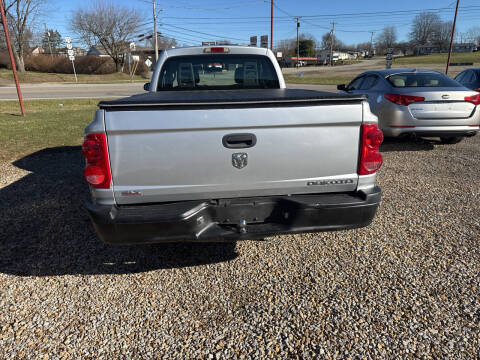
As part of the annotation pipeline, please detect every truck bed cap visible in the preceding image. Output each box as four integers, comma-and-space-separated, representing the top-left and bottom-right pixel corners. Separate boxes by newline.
98, 89, 366, 109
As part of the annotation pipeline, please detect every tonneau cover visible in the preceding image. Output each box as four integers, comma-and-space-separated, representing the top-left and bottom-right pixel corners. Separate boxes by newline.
98, 89, 366, 109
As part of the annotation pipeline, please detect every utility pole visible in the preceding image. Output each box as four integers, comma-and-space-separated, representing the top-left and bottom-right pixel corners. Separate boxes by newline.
153, 0, 158, 61
44, 23, 53, 58
329, 21, 335, 66
446, 0, 460, 75
270, 0, 273, 50
0, 0, 25, 116
296, 17, 300, 67
369, 31, 374, 57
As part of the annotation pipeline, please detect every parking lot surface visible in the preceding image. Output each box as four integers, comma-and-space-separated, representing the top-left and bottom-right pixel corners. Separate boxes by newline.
0, 136, 479, 358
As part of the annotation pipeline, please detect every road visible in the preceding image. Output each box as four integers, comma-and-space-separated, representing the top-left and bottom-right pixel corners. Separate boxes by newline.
282, 58, 384, 75
0, 82, 146, 101
0, 82, 336, 101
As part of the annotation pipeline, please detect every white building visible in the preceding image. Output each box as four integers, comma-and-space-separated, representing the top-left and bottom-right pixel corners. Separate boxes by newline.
317, 50, 350, 63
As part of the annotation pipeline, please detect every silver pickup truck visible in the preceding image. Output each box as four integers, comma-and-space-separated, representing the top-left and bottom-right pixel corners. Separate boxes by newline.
82, 46, 383, 244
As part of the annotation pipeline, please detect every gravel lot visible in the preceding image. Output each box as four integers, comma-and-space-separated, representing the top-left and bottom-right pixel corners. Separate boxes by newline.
0, 136, 479, 359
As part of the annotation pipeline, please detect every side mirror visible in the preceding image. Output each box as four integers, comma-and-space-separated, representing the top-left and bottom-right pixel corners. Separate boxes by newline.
143, 82, 150, 91
337, 84, 346, 91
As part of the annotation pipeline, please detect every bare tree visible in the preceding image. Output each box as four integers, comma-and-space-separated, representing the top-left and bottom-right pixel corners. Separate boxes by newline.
140, 33, 177, 50
356, 42, 371, 51
431, 21, 452, 51
3, 0, 45, 72
157, 36, 177, 50
321, 32, 344, 50
275, 39, 294, 57
466, 26, 480, 45
275, 34, 317, 57
71, 1, 141, 72
375, 26, 397, 54
409, 12, 442, 46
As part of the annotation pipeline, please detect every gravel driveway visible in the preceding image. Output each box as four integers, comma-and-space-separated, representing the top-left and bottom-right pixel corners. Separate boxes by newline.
0, 136, 479, 359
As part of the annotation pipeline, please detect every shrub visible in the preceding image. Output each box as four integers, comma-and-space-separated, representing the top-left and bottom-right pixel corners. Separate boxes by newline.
0, 51, 11, 69
122, 57, 150, 77
74, 56, 116, 75
24, 55, 58, 72
23, 55, 117, 74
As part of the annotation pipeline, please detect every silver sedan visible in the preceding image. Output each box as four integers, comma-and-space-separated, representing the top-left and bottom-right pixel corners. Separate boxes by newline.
338, 68, 480, 143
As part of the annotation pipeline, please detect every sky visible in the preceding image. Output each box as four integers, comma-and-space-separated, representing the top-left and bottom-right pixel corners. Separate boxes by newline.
42, 0, 480, 49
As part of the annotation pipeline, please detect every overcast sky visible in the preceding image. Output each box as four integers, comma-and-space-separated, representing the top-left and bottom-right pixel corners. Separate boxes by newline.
43, 0, 480, 48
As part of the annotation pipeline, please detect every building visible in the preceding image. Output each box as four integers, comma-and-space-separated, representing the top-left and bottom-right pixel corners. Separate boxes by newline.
415, 43, 477, 55
317, 50, 350, 63
31, 46, 44, 56
87, 45, 110, 57
57, 47, 87, 57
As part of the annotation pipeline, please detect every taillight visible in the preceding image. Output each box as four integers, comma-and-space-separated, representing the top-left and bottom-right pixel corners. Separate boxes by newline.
474, 87, 480, 92
465, 93, 480, 105
359, 124, 383, 175
81, 133, 111, 189
384, 93, 425, 106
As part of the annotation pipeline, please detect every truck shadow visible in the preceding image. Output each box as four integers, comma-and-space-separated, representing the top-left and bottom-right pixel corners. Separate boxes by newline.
380, 137, 436, 152
0, 147, 238, 277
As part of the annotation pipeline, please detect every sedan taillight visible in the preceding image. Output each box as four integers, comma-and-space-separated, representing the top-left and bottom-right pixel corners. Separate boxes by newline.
358, 124, 384, 176
81, 133, 111, 189
384, 93, 425, 106
465, 93, 480, 105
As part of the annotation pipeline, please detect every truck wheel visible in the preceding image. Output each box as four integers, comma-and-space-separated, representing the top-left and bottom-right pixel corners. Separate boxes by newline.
440, 136, 464, 144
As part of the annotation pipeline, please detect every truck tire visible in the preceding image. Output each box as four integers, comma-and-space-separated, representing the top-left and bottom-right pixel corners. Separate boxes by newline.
440, 136, 464, 144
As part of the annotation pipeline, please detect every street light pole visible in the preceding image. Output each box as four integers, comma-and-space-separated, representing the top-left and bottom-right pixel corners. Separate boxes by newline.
153, 0, 158, 61
370, 31, 374, 57
0, 0, 25, 116
446, 0, 460, 75
330, 21, 335, 66
296, 17, 300, 67
270, 0, 273, 50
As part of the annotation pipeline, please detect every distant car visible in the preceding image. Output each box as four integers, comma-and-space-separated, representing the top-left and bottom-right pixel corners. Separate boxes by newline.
338, 68, 480, 144
207, 63, 223, 72
454, 68, 480, 92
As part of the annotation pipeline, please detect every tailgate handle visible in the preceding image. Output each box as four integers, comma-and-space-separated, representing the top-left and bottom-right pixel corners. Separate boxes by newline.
222, 133, 257, 149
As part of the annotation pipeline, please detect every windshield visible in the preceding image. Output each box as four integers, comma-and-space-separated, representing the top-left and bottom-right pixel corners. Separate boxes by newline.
156, 54, 280, 91
387, 72, 461, 88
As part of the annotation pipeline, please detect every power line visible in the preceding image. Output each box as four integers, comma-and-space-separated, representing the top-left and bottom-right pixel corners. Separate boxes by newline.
138, 0, 265, 11
160, 5, 480, 20
161, 23, 249, 42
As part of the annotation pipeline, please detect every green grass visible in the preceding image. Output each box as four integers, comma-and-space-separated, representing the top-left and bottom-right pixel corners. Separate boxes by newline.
0, 99, 100, 161
393, 52, 480, 65
284, 75, 353, 85
0, 69, 147, 84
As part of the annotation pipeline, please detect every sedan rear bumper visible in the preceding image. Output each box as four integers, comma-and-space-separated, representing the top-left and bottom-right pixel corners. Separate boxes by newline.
383, 125, 479, 138
86, 188, 381, 244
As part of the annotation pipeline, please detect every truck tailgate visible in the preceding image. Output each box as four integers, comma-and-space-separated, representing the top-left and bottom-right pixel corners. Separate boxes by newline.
101, 90, 365, 205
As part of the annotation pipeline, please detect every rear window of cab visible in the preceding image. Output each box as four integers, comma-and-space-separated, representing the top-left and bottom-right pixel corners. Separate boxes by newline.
156, 54, 280, 91
387, 73, 461, 88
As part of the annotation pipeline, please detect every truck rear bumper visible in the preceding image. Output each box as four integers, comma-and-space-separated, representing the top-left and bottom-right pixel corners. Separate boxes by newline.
86, 187, 381, 244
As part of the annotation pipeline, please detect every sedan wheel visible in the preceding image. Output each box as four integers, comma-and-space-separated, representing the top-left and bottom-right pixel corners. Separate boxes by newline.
440, 136, 464, 144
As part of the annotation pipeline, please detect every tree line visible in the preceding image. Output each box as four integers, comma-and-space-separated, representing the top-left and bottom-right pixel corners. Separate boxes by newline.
0, 0, 177, 72
276, 12, 480, 57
